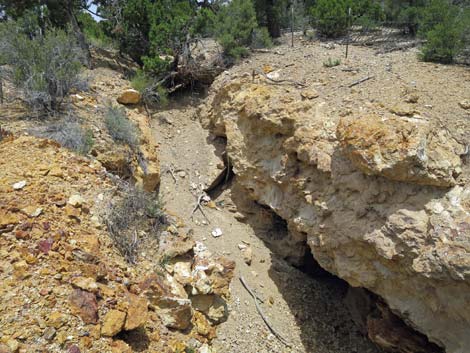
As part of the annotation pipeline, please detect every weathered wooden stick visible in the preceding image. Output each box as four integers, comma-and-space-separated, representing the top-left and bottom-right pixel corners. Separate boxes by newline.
348, 75, 374, 88
240, 276, 291, 348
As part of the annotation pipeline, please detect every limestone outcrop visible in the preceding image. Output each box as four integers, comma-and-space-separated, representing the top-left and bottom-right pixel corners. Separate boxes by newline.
199, 73, 470, 353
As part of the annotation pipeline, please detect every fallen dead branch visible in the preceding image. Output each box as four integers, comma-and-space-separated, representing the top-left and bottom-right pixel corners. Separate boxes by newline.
240, 276, 291, 348
190, 193, 210, 224
254, 69, 307, 88
348, 75, 374, 88
164, 164, 177, 183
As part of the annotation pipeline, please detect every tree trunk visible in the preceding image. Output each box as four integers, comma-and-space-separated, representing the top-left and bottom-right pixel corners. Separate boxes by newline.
266, 0, 281, 38
66, 0, 92, 69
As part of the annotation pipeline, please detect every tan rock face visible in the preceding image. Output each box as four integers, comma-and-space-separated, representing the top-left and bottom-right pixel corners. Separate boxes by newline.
101, 310, 126, 337
117, 89, 141, 105
124, 293, 148, 331
200, 75, 470, 353
337, 115, 462, 187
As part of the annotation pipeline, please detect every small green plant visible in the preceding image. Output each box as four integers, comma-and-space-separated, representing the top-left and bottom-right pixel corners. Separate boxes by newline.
131, 70, 168, 107
105, 182, 165, 264
29, 119, 94, 155
104, 105, 139, 147
131, 70, 153, 93
323, 57, 341, 67
251, 27, 273, 49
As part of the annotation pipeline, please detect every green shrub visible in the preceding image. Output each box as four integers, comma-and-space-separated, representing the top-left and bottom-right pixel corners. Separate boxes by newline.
311, 0, 350, 38
77, 12, 116, 50
131, 70, 168, 107
29, 119, 94, 155
310, 0, 385, 38
251, 27, 273, 49
418, 0, 468, 63
420, 21, 463, 63
104, 105, 139, 147
215, 0, 259, 60
0, 22, 84, 111
323, 57, 341, 67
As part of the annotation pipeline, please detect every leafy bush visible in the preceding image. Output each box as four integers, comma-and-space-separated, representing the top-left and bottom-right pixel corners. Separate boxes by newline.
105, 182, 165, 264
215, 0, 259, 60
420, 21, 463, 63
251, 27, 273, 49
311, 0, 350, 38
310, 0, 385, 38
0, 23, 84, 111
77, 12, 116, 50
131, 70, 168, 107
104, 105, 139, 147
29, 119, 94, 155
418, 0, 468, 63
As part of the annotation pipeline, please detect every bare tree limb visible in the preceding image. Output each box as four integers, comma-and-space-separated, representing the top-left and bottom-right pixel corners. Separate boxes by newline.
348, 75, 374, 88
240, 276, 292, 348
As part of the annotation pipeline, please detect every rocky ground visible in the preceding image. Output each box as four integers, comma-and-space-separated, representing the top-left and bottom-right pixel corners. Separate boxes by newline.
0, 64, 233, 352
152, 94, 382, 353
1, 32, 469, 353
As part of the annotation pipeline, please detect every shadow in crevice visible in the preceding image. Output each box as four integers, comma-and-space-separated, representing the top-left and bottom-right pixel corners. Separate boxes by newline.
117, 327, 150, 352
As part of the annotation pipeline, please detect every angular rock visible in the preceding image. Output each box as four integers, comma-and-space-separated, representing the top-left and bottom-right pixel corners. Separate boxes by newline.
155, 297, 192, 330
124, 294, 148, 331
191, 294, 228, 324
69, 289, 99, 324
71, 277, 99, 293
337, 115, 462, 187
68, 195, 85, 208
101, 310, 126, 337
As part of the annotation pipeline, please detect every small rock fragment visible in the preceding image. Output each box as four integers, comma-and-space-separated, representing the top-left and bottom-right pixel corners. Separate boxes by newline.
241, 245, 253, 266
211, 228, 223, 238
459, 100, 470, 110
43, 327, 56, 341
124, 294, 148, 331
301, 89, 319, 100
68, 195, 85, 208
12, 181, 26, 190
71, 277, 99, 293
69, 289, 99, 324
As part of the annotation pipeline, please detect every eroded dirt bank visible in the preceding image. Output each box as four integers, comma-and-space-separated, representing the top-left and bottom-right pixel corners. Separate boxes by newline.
198, 37, 470, 353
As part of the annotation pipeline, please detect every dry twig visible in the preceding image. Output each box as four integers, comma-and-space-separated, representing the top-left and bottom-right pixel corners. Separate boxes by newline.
348, 75, 374, 88
254, 69, 307, 88
240, 276, 291, 347
190, 193, 210, 224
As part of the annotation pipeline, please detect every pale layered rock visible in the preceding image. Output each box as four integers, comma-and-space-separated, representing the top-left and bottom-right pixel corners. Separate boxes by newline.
199, 75, 470, 353
337, 115, 462, 187
155, 297, 193, 330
